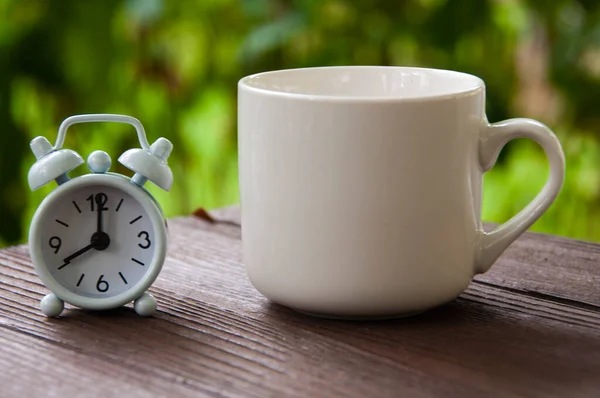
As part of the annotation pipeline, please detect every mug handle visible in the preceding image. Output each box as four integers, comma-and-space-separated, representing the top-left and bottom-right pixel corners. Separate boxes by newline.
475, 118, 565, 274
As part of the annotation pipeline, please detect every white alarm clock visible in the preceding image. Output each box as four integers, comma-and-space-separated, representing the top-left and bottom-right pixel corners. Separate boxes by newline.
27, 114, 173, 317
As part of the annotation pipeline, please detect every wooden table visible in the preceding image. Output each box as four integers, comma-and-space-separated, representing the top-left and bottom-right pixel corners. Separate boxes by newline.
1, 206, 599, 397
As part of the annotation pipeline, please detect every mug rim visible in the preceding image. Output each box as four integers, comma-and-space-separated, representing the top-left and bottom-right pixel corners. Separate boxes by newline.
238, 65, 485, 103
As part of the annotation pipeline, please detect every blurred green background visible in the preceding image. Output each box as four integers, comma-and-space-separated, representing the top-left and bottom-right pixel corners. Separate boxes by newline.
1, 0, 600, 248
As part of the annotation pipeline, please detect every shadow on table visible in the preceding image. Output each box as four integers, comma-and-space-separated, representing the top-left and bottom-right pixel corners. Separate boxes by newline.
256, 298, 598, 395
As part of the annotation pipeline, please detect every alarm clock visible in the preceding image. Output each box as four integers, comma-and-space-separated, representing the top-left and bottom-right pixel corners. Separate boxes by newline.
27, 114, 173, 318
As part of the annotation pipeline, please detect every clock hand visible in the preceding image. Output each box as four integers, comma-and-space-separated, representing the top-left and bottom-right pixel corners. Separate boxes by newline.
59, 244, 94, 269
97, 201, 103, 232
96, 194, 107, 233
57, 230, 111, 270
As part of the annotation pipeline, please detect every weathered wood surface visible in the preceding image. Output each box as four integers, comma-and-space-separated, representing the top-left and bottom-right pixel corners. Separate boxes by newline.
1, 206, 599, 397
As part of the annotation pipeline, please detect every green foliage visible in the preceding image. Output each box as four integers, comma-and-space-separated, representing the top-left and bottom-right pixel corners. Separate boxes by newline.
2, 0, 600, 246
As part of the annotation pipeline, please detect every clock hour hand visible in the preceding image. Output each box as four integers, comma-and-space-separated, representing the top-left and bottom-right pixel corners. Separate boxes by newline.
59, 244, 94, 269
58, 230, 111, 270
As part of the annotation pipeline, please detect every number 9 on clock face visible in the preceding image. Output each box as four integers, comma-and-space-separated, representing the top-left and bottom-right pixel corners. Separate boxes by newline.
29, 174, 167, 310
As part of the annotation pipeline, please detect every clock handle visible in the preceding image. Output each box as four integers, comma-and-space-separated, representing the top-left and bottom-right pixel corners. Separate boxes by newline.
54, 114, 150, 150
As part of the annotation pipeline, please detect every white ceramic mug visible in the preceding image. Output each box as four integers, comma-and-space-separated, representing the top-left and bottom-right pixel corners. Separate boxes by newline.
237, 66, 565, 318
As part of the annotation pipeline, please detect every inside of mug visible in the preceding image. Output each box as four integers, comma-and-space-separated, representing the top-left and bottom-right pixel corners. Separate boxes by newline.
241, 66, 483, 99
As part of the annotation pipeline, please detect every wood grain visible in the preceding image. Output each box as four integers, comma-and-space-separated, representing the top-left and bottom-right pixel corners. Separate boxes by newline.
1, 206, 599, 397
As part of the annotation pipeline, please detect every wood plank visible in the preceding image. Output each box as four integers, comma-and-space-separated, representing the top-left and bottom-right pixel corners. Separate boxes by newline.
476, 231, 600, 308
0, 208, 598, 397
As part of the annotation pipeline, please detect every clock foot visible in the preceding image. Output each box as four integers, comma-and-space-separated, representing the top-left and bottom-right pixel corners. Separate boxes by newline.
134, 292, 157, 317
40, 294, 64, 317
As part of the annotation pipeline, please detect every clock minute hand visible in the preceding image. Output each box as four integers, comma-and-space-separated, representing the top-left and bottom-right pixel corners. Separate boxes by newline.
59, 244, 94, 269
96, 194, 105, 233
97, 202, 103, 232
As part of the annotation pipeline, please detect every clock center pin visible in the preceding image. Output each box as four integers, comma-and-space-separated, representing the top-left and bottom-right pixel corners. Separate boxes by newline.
90, 232, 110, 251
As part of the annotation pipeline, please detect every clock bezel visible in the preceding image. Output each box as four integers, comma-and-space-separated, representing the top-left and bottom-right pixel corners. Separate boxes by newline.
29, 173, 167, 310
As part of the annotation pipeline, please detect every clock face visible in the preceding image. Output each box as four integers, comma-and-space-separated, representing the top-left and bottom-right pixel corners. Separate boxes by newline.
36, 180, 159, 299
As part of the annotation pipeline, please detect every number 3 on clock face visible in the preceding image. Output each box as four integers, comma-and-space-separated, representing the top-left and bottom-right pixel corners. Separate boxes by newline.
29, 174, 167, 310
